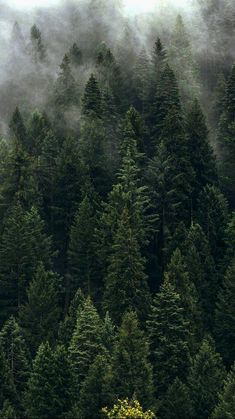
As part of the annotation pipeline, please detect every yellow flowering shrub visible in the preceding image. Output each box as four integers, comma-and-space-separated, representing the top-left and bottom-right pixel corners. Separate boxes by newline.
102, 399, 156, 419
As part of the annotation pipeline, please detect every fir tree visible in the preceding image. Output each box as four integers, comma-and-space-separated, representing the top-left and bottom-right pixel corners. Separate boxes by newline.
30, 24, 46, 63
109, 311, 155, 411
69, 43, 83, 66
67, 185, 100, 299
0, 317, 29, 400
0, 203, 53, 324
19, 263, 61, 355
82, 74, 102, 118
25, 342, 72, 418
212, 362, 235, 419
147, 279, 190, 394
9, 107, 27, 148
54, 54, 78, 109
188, 336, 226, 419
0, 347, 16, 412
159, 377, 193, 419
68, 297, 103, 392
186, 99, 217, 201
58, 288, 85, 346
215, 258, 235, 366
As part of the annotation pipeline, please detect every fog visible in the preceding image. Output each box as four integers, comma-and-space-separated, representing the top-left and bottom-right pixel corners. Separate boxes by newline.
0, 0, 235, 135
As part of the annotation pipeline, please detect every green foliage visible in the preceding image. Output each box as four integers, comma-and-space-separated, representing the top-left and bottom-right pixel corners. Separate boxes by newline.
215, 258, 235, 366
109, 311, 155, 410
147, 279, 190, 394
30, 24, 46, 63
212, 362, 235, 419
54, 54, 79, 109
159, 377, 193, 419
25, 342, 72, 418
188, 337, 226, 419
19, 263, 61, 354
82, 74, 102, 118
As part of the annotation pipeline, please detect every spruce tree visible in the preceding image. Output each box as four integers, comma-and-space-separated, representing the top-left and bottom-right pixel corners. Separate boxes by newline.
109, 311, 155, 411
19, 263, 61, 355
212, 362, 235, 419
58, 288, 85, 346
0, 203, 53, 324
215, 258, 235, 366
188, 337, 226, 419
67, 185, 100, 299
147, 279, 190, 394
9, 107, 27, 148
0, 317, 29, 400
54, 54, 78, 109
68, 297, 103, 392
197, 185, 229, 267
82, 74, 102, 118
0, 347, 16, 412
69, 43, 83, 66
30, 24, 46, 63
186, 99, 217, 201
25, 342, 72, 418
159, 377, 193, 419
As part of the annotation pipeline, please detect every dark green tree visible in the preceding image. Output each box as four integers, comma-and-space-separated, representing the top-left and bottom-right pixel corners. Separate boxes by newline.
215, 258, 235, 366
147, 279, 190, 394
19, 263, 61, 355
68, 297, 103, 392
69, 43, 83, 66
82, 74, 102, 118
30, 24, 46, 63
58, 288, 85, 347
188, 336, 226, 419
54, 54, 78, 109
0, 347, 16, 412
212, 362, 235, 419
24, 342, 72, 418
9, 107, 27, 148
159, 377, 193, 419
109, 311, 155, 410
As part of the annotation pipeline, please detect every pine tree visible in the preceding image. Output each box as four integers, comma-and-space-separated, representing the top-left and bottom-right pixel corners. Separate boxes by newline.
25, 342, 72, 418
69, 42, 83, 66
0, 400, 16, 419
19, 263, 61, 355
147, 279, 190, 394
159, 378, 193, 419
58, 288, 85, 346
218, 64, 235, 204
9, 107, 27, 148
183, 222, 217, 328
0, 317, 29, 400
188, 336, 226, 419
133, 49, 151, 115
109, 311, 155, 411
165, 248, 202, 346
67, 185, 100, 300
27, 110, 51, 156
151, 37, 167, 82
215, 258, 235, 366
0, 203, 53, 324
212, 362, 235, 419
54, 54, 78, 109
82, 74, 102, 118
0, 347, 16, 412
30, 24, 46, 63
186, 99, 217, 201
197, 185, 229, 267
68, 297, 103, 392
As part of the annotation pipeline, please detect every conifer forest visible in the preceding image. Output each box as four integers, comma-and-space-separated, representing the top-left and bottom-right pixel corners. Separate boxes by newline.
0, 0, 235, 417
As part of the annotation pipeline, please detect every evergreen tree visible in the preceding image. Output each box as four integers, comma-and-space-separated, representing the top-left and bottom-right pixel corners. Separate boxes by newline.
0, 347, 16, 412
0, 317, 29, 400
109, 311, 155, 410
69, 42, 83, 66
215, 258, 235, 366
58, 288, 85, 346
9, 107, 27, 148
30, 24, 46, 63
147, 279, 190, 394
133, 49, 151, 115
183, 222, 217, 327
212, 362, 235, 419
54, 54, 78, 109
67, 185, 100, 299
197, 185, 229, 267
218, 64, 235, 204
159, 377, 193, 419
0, 203, 53, 324
25, 342, 72, 418
185, 99, 217, 201
0, 400, 16, 419
19, 263, 61, 355
27, 110, 51, 156
82, 74, 102, 118
68, 297, 103, 392
188, 336, 226, 419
